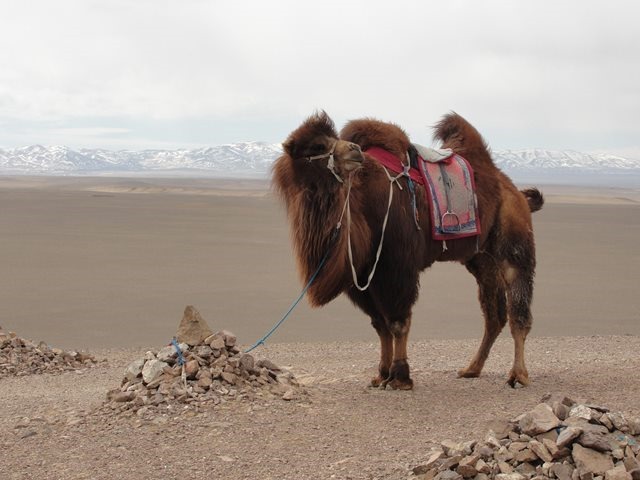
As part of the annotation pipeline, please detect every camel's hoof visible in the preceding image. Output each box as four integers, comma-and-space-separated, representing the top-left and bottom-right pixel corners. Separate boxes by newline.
387, 378, 414, 390
457, 367, 481, 379
370, 376, 385, 388
376, 376, 413, 390
507, 371, 530, 388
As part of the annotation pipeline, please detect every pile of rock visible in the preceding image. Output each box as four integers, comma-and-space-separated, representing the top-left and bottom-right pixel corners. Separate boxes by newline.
412, 395, 640, 480
0, 326, 98, 378
103, 306, 301, 416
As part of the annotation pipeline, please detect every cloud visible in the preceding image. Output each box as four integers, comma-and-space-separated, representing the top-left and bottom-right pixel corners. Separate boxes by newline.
0, 0, 639, 153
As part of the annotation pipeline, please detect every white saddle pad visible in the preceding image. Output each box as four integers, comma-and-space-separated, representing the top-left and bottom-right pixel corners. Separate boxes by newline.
413, 143, 453, 163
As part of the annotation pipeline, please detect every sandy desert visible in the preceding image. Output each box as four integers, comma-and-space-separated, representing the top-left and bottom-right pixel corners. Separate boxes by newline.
0, 176, 639, 479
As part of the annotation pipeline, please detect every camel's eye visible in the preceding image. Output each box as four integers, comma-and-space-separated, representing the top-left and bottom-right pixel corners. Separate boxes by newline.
310, 143, 325, 153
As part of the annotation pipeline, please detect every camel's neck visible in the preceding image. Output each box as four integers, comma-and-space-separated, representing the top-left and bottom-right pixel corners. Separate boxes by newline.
282, 174, 370, 307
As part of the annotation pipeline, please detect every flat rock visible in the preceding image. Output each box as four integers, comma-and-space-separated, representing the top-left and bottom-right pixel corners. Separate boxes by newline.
572, 444, 615, 476
605, 465, 632, 480
578, 431, 613, 452
558, 426, 583, 448
519, 403, 561, 436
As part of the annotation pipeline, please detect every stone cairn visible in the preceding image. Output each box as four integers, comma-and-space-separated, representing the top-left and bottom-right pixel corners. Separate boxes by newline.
412, 394, 640, 480
0, 325, 98, 378
103, 306, 300, 416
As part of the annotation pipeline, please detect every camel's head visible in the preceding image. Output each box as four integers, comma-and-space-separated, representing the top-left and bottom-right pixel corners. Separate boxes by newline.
282, 111, 365, 183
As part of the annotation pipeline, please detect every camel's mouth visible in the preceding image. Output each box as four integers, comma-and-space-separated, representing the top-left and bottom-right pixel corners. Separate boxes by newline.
338, 141, 365, 171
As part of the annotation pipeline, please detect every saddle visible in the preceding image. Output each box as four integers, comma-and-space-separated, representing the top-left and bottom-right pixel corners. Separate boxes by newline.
365, 144, 481, 242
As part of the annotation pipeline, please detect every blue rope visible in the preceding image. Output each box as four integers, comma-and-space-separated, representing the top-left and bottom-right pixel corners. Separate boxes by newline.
244, 228, 339, 353
171, 337, 185, 365
405, 174, 420, 229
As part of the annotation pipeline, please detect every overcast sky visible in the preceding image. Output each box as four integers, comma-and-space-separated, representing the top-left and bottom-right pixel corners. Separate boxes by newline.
1, 1, 639, 158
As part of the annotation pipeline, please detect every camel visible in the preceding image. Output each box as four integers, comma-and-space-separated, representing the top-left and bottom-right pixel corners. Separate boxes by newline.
272, 111, 544, 389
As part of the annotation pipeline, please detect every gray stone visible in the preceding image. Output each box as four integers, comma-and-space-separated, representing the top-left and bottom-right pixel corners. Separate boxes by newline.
156, 345, 177, 362
416, 451, 446, 473
571, 405, 596, 421
519, 403, 561, 436
475, 459, 491, 474
124, 358, 145, 381
558, 426, 584, 448
624, 455, 640, 472
141, 359, 168, 384
515, 462, 536, 476
220, 371, 237, 385
604, 465, 632, 480
239, 353, 255, 371
488, 419, 515, 440
553, 402, 572, 421
530, 440, 554, 463
176, 305, 213, 346
514, 448, 538, 463
572, 444, 615, 476
435, 470, 462, 480
218, 330, 237, 347
498, 461, 513, 474
543, 437, 569, 459
578, 431, 613, 452
495, 474, 526, 480
111, 391, 136, 403
282, 389, 295, 401
607, 413, 630, 433
257, 359, 281, 371
209, 335, 226, 350
550, 463, 574, 480
442, 440, 475, 457
184, 359, 200, 379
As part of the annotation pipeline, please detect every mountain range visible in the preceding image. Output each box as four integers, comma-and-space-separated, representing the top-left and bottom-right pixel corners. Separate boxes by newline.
1, 143, 639, 184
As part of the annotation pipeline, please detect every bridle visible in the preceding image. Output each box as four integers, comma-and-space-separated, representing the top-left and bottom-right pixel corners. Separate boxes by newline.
301, 140, 344, 184
301, 139, 399, 292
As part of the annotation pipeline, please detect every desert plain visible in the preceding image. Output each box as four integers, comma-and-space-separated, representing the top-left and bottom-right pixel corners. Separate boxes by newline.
0, 175, 639, 479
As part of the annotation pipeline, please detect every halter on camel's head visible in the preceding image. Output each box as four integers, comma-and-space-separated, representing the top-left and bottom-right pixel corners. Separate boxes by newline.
282, 111, 364, 184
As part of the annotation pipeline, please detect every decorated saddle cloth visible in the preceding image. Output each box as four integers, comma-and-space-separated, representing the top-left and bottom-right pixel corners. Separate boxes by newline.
364, 145, 481, 241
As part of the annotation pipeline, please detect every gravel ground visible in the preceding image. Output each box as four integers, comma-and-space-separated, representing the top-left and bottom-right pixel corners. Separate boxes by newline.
1, 335, 639, 480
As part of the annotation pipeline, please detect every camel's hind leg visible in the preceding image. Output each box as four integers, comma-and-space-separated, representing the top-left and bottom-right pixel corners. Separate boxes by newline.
459, 255, 508, 379
503, 260, 534, 387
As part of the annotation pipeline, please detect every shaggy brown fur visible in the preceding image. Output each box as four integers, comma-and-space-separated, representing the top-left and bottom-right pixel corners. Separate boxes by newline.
272, 111, 544, 389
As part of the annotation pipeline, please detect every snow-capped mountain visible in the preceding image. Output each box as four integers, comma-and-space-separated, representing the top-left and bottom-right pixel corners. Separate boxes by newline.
494, 149, 639, 171
0, 142, 282, 177
0, 143, 639, 183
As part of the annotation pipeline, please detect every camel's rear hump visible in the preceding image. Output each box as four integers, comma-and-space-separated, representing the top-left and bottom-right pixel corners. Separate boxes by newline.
433, 113, 495, 170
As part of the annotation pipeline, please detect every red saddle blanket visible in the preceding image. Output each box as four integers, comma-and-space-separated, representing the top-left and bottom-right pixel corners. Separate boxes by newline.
365, 146, 481, 241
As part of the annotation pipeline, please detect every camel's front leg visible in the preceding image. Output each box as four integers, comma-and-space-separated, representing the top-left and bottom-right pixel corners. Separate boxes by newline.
370, 315, 393, 388
380, 316, 413, 390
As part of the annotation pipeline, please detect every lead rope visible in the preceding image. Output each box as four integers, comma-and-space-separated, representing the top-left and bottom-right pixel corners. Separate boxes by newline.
244, 186, 350, 353
346, 167, 400, 291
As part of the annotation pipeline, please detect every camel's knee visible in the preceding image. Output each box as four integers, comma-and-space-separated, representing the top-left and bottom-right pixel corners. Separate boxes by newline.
388, 319, 410, 338
502, 262, 534, 328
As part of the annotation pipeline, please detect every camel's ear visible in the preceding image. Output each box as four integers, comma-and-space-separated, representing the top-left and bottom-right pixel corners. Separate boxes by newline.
282, 138, 296, 157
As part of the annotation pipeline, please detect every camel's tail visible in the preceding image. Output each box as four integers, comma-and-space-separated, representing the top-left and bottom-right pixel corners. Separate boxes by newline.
433, 112, 494, 169
521, 187, 545, 213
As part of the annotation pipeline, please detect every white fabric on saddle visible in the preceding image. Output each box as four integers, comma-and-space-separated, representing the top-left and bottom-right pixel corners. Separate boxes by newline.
413, 143, 453, 163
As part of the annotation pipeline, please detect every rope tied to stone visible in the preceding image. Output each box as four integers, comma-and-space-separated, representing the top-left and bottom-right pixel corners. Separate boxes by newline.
171, 337, 185, 366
